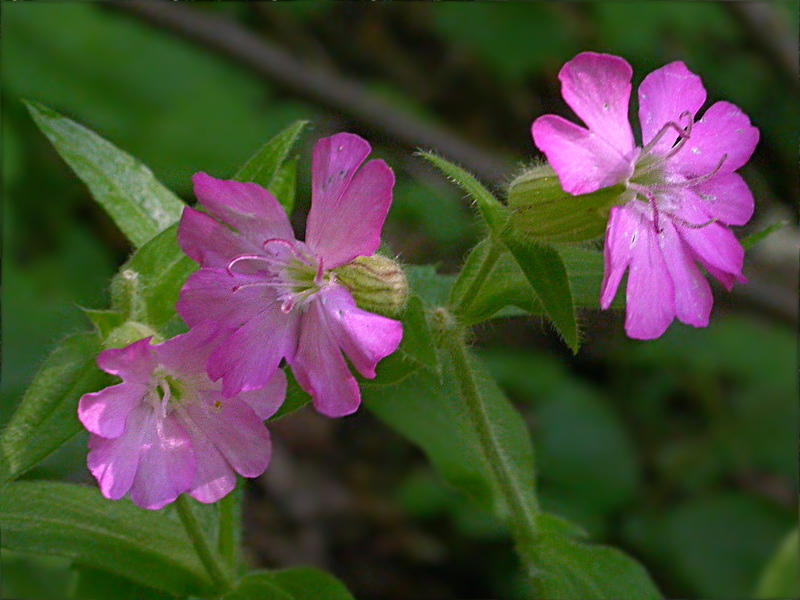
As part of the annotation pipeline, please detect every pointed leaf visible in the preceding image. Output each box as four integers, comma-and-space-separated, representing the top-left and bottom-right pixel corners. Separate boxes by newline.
26, 101, 184, 248
0, 481, 215, 597
741, 220, 788, 250
269, 157, 299, 215
502, 236, 580, 352
0, 333, 108, 485
419, 151, 508, 232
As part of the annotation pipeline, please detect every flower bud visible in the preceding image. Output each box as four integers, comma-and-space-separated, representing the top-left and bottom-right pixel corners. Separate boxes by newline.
507, 164, 625, 243
334, 254, 409, 317
105, 321, 161, 350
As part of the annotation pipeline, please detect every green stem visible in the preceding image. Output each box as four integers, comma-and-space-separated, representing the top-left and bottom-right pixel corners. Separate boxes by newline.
453, 239, 503, 318
218, 488, 236, 569
176, 494, 234, 593
442, 320, 540, 548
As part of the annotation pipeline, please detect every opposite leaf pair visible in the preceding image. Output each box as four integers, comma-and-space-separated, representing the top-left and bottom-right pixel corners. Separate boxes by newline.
79, 133, 403, 509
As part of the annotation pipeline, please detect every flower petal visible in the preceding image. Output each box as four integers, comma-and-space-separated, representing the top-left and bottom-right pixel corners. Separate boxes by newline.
317, 286, 402, 379
192, 173, 293, 247
674, 202, 746, 291
658, 219, 712, 328
533, 115, 635, 195
79, 382, 148, 439
669, 101, 759, 178
178, 207, 261, 269
307, 135, 393, 268
290, 298, 361, 418
181, 394, 271, 480
638, 61, 707, 154
558, 52, 635, 156
689, 173, 755, 227
624, 216, 676, 340
600, 205, 638, 309
155, 323, 224, 382
209, 305, 300, 397
87, 404, 150, 501
238, 368, 287, 421
177, 268, 272, 329
96, 338, 156, 384
128, 412, 195, 510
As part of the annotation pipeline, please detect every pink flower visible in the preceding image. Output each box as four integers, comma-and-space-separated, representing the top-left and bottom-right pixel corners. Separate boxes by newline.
177, 133, 403, 417
78, 325, 286, 510
533, 52, 759, 339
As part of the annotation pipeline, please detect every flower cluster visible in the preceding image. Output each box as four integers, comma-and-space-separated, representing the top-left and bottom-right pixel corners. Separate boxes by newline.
80, 133, 403, 509
533, 52, 758, 339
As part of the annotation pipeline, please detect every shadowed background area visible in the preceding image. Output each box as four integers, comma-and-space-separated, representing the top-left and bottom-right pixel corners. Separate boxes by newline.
2, 2, 797, 599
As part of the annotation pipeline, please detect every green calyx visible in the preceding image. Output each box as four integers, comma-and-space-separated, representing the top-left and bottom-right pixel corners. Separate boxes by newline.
507, 165, 625, 243
104, 320, 161, 349
334, 254, 409, 317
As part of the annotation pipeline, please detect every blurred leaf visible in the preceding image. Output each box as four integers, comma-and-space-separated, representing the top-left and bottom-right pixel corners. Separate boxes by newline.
754, 528, 799, 599
0, 481, 215, 598
503, 236, 579, 353
26, 101, 184, 248
741, 220, 789, 250
0, 332, 107, 485
224, 568, 355, 600
71, 565, 174, 600
0, 550, 75, 600
407, 264, 455, 308
234, 120, 309, 214
269, 369, 310, 422
113, 223, 197, 332
528, 526, 662, 600
81, 308, 126, 340
419, 151, 507, 232
365, 350, 538, 542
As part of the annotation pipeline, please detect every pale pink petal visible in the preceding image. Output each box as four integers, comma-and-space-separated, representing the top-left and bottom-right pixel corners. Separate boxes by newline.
600, 205, 639, 309
181, 394, 271, 480
177, 268, 272, 329
96, 338, 156, 384
290, 298, 361, 418
209, 306, 300, 397
558, 52, 635, 156
533, 115, 635, 195
307, 134, 371, 250
238, 368, 287, 420
185, 441, 234, 504
307, 137, 393, 268
128, 413, 195, 510
317, 286, 402, 379
689, 173, 755, 227
78, 383, 148, 439
87, 405, 150, 501
192, 173, 293, 247
624, 219, 676, 340
674, 202, 746, 291
178, 207, 261, 269
638, 61, 706, 154
155, 323, 224, 382
669, 101, 759, 178
658, 219, 712, 328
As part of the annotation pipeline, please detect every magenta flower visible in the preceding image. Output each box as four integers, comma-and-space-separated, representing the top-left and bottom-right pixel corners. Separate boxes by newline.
177, 133, 403, 417
78, 325, 286, 510
533, 52, 759, 339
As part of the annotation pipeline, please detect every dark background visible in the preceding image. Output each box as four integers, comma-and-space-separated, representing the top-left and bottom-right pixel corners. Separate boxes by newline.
2, 3, 797, 599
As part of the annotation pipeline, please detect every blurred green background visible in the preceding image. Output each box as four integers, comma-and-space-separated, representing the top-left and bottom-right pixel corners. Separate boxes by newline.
2, 2, 797, 599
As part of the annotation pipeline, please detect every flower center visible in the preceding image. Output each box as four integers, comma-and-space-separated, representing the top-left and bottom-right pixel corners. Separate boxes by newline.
150, 372, 188, 418
226, 239, 333, 313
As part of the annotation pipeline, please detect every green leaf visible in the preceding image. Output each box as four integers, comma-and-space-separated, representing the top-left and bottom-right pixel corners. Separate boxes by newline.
741, 220, 788, 250
502, 236, 580, 353
234, 120, 309, 214
269, 369, 311, 422
113, 223, 197, 332
0, 481, 215, 597
754, 528, 799, 599
419, 151, 508, 232
365, 351, 538, 534
407, 264, 455, 308
72, 565, 174, 600
224, 568, 355, 600
0, 333, 108, 485
529, 526, 662, 600
26, 101, 184, 248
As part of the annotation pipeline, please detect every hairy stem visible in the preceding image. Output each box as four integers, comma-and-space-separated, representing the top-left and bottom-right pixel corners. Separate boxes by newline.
176, 494, 234, 593
218, 490, 237, 570
442, 319, 539, 548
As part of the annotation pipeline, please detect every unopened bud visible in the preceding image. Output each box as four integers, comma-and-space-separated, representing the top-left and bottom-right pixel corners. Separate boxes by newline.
507, 165, 625, 243
105, 321, 160, 349
334, 254, 409, 317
